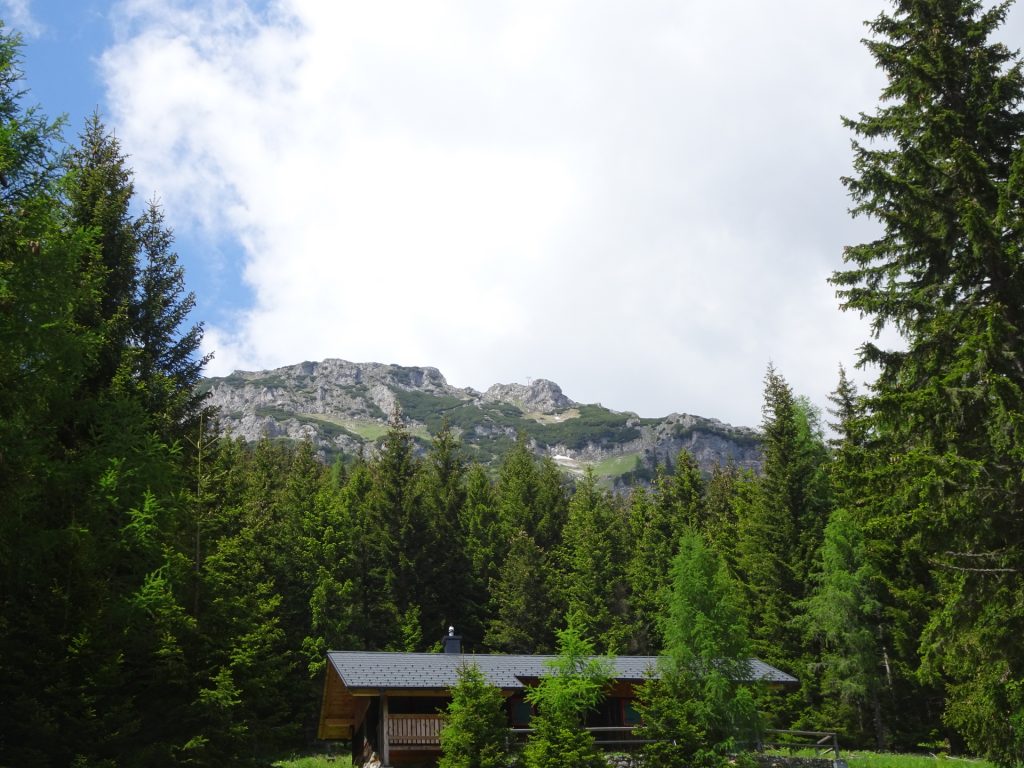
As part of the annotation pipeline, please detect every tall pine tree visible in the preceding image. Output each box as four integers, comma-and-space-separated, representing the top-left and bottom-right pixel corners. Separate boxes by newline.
832, 1, 1024, 760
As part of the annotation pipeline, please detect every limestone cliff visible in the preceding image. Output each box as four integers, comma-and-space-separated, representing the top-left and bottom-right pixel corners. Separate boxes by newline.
200, 358, 762, 485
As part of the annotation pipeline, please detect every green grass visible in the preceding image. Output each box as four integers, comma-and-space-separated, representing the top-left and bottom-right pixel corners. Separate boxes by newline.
591, 453, 643, 477
305, 415, 389, 441
526, 408, 581, 424
273, 748, 995, 768
768, 749, 995, 768
274, 756, 355, 768
845, 751, 995, 768
412, 426, 433, 441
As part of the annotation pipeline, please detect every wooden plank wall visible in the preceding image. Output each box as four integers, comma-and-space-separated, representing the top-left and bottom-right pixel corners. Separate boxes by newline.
317, 666, 371, 740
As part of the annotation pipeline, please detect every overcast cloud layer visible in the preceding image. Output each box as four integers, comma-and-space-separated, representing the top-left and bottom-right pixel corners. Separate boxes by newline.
97, 0, 1021, 428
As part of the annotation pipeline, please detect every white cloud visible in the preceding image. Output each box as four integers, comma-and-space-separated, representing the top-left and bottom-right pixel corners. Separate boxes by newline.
2, 0, 43, 37
100, 0, 980, 427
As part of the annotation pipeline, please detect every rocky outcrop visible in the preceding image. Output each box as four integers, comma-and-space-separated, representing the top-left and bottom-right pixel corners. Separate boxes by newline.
201, 358, 762, 482
483, 379, 574, 413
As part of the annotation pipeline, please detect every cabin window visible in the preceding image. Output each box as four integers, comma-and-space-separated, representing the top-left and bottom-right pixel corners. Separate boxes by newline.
509, 698, 533, 727
622, 701, 641, 727
586, 699, 620, 727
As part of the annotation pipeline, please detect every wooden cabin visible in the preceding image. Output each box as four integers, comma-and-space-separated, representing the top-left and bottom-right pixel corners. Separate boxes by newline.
317, 635, 797, 767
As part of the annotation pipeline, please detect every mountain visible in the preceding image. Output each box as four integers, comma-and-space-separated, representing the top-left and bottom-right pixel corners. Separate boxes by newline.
200, 359, 762, 486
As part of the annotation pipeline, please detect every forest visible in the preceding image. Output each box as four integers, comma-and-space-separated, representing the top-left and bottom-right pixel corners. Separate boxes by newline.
2, 0, 1024, 766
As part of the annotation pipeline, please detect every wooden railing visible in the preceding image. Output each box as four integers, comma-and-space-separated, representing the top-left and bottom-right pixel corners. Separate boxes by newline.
388, 714, 444, 748
385, 719, 841, 760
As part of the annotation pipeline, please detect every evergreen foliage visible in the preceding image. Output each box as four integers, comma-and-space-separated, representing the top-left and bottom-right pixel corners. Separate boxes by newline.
832, 0, 1024, 761
624, 485, 665, 654
458, 463, 500, 644
485, 529, 556, 653
802, 368, 889, 747
804, 507, 886, 747
438, 663, 511, 768
559, 469, 629, 652
522, 614, 612, 768
625, 450, 705, 654
131, 199, 212, 442
495, 434, 568, 553
702, 463, 754, 574
417, 419, 472, 644
7, 4, 1024, 761
638, 530, 759, 768
736, 365, 830, 726
370, 416, 421, 647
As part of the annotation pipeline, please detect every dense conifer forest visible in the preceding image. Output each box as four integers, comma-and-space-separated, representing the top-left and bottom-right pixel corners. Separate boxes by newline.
2, 0, 1024, 765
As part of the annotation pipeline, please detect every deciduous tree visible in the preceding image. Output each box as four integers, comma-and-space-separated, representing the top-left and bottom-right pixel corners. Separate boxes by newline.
438, 663, 510, 768
523, 613, 612, 768
638, 530, 759, 768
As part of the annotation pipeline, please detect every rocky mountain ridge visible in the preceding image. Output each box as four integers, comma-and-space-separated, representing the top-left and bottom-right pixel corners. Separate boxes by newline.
201, 359, 762, 485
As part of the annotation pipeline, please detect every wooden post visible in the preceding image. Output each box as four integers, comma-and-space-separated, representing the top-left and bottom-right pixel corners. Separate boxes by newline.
381, 693, 390, 766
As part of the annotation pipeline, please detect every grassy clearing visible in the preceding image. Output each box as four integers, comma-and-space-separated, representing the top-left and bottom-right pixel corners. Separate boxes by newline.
845, 752, 995, 768
302, 415, 389, 441
772, 749, 995, 768
592, 453, 643, 477
274, 756, 355, 768
300, 416, 431, 443
527, 408, 581, 424
275, 749, 995, 768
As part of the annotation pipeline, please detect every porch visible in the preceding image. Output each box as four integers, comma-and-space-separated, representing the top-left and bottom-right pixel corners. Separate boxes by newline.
387, 713, 444, 750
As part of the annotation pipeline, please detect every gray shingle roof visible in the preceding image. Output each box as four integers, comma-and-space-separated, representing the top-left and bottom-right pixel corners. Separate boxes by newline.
326, 652, 797, 690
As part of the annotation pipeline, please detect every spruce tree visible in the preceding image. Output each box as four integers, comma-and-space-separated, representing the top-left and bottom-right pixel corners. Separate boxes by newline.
804, 508, 886, 747
196, 440, 305, 761
485, 529, 556, 653
495, 433, 539, 547
625, 485, 664, 654
0, 55, 220, 759
459, 464, 500, 645
702, 463, 754, 576
495, 434, 568, 554
344, 457, 399, 649
659, 449, 705, 531
832, 1, 1024, 759
802, 367, 889, 747
738, 368, 820, 661
0, 28, 97, 763
418, 420, 472, 644
370, 416, 422, 647
131, 199, 212, 442
736, 365, 829, 728
559, 469, 628, 651
302, 459, 358, 676
64, 114, 138, 400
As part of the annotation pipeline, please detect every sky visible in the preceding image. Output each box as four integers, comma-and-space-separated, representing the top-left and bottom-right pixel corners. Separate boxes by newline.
7, 1, 1023, 429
